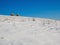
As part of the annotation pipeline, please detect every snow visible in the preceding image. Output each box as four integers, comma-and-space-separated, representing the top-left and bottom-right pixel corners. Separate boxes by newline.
0, 16, 60, 45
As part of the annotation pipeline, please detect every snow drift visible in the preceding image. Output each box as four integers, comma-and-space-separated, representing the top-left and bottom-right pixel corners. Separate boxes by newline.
0, 16, 60, 45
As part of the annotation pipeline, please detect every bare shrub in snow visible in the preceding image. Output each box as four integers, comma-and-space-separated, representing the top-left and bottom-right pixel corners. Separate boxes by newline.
32, 18, 35, 21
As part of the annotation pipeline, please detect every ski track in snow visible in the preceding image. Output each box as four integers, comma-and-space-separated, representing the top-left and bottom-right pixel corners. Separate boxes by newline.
0, 16, 60, 45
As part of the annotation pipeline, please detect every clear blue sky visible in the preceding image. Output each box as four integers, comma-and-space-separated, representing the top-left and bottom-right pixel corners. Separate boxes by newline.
0, 0, 60, 20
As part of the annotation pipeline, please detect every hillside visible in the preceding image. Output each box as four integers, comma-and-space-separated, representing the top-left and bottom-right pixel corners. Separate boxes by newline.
0, 16, 60, 45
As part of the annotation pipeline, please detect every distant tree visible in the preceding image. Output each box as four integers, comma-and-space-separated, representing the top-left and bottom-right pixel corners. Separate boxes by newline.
10, 13, 14, 16
16, 14, 19, 16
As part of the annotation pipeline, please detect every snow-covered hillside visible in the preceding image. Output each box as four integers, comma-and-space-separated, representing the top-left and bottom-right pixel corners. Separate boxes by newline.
0, 16, 60, 45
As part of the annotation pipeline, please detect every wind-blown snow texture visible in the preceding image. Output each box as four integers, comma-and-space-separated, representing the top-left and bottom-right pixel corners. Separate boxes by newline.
0, 16, 60, 45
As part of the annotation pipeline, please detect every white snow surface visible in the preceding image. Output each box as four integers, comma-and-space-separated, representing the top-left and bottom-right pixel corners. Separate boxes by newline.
0, 16, 60, 45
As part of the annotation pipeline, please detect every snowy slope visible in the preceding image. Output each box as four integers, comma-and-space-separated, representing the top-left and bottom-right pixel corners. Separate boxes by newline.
0, 16, 60, 45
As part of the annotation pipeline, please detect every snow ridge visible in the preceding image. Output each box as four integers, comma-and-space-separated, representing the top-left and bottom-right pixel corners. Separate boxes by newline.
0, 16, 60, 45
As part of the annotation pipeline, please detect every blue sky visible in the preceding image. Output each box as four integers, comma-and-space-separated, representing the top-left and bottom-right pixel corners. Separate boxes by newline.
0, 0, 60, 20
